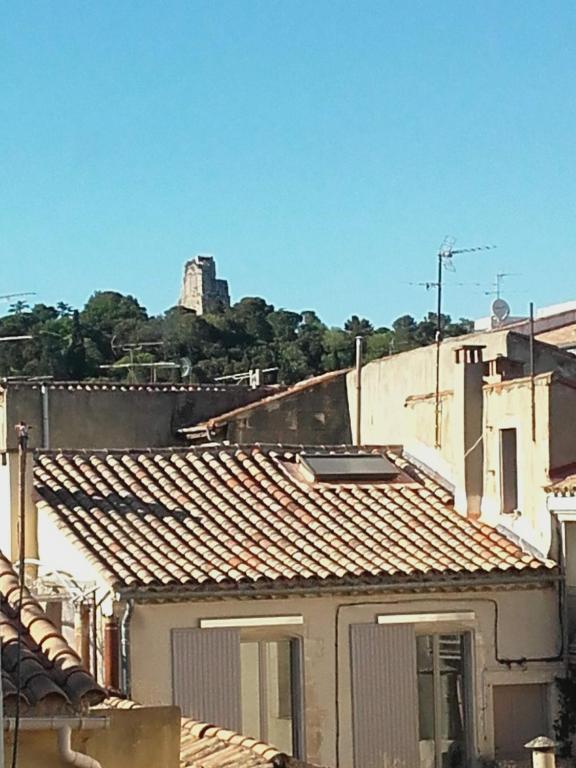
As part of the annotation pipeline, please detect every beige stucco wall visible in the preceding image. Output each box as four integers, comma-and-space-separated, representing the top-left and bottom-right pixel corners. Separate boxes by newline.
3, 706, 180, 768
481, 376, 553, 552
128, 585, 561, 768
347, 330, 512, 468
1, 384, 272, 452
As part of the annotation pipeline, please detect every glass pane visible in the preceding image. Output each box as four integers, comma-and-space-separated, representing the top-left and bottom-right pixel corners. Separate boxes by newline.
438, 634, 466, 768
417, 634, 469, 768
264, 640, 294, 754
241, 642, 261, 740
417, 636, 436, 768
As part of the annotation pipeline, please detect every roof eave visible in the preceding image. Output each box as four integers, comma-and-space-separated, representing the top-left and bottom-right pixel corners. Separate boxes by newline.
113, 568, 559, 605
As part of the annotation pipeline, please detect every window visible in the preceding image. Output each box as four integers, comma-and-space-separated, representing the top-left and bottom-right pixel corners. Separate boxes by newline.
417, 634, 471, 768
171, 627, 303, 757
500, 428, 519, 514
240, 639, 302, 756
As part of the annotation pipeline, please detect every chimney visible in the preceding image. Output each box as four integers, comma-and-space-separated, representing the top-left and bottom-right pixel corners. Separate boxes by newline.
453, 345, 485, 518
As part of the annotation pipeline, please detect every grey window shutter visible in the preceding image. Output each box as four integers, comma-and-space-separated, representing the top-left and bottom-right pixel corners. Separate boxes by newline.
350, 623, 419, 768
172, 627, 241, 730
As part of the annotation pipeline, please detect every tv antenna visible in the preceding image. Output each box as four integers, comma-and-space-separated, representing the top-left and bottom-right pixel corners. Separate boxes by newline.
484, 272, 519, 300
107, 338, 169, 382
433, 238, 496, 448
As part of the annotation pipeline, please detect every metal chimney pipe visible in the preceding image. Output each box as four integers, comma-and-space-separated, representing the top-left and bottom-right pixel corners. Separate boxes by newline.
355, 336, 363, 446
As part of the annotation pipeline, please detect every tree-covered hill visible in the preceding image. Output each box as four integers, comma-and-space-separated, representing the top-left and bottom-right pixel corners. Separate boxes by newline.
0, 293, 472, 384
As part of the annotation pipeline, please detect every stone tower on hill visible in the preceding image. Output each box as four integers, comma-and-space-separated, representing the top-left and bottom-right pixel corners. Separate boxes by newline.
179, 255, 231, 315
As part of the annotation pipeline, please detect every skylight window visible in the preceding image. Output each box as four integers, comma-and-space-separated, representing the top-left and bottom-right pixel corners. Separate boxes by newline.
299, 454, 399, 482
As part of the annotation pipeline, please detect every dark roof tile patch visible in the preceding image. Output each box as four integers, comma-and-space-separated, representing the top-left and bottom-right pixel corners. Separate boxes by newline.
0, 553, 105, 714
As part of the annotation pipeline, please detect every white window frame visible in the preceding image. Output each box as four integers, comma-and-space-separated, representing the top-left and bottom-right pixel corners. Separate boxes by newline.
241, 635, 305, 759
377, 611, 475, 625
200, 615, 304, 629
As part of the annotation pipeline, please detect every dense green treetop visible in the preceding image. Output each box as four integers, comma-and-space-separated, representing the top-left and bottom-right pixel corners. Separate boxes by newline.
0, 292, 473, 384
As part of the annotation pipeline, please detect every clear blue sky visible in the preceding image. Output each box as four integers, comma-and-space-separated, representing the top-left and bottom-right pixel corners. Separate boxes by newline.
1, 1, 575, 327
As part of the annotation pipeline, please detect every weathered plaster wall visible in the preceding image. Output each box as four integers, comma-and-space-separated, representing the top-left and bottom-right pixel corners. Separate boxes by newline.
1, 384, 272, 451
128, 585, 560, 768
347, 331, 511, 459
224, 375, 352, 445
3, 706, 180, 768
481, 376, 553, 551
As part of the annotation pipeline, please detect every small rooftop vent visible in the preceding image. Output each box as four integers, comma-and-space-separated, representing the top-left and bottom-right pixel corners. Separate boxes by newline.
299, 453, 399, 482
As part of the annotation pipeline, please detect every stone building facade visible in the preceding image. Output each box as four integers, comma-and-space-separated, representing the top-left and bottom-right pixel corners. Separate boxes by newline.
179, 255, 230, 314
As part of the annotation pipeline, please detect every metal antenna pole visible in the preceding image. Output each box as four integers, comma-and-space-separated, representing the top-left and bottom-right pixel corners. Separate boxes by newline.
355, 335, 363, 446
434, 251, 443, 447
11, 422, 29, 768
433, 242, 496, 449
529, 302, 536, 442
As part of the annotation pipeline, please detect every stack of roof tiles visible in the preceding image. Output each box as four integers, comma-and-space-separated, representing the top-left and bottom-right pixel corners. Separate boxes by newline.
34, 445, 553, 596
0, 553, 105, 715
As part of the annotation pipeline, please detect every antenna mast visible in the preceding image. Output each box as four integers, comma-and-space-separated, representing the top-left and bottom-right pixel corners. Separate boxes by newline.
433, 240, 496, 448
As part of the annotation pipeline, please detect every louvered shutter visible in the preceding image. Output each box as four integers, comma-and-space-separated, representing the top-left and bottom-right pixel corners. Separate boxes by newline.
350, 623, 419, 768
172, 627, 241, 730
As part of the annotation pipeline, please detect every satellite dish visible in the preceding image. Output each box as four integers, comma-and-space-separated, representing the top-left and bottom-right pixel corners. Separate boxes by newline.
491, 298, 511, 323
180, 357, 192, 378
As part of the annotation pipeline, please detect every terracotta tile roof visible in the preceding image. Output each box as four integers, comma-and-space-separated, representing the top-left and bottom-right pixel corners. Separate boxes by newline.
0, 379, 276, 394
546, 463, 576, 496
0, 553, 105, 715
101, 697, 322, 768
180, 370, 348, 434
34, 445, 554, 596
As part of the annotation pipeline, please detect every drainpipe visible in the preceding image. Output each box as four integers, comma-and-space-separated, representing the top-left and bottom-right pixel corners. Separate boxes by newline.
119, 599, 134, 697
4, 717, 108, 768
41, 384, 50, 448
57, 724, 102, 768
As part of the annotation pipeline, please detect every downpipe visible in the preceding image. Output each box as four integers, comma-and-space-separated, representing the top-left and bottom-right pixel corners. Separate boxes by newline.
120, 599, 134, 697
4, 717, 108, 768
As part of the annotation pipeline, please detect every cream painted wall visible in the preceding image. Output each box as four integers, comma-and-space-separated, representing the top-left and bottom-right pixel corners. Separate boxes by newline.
37, 506, 109, 590
3, 706, 180, 768
347, 330, 511, 461
481, 377, 553, 552
129, 585, 561, 768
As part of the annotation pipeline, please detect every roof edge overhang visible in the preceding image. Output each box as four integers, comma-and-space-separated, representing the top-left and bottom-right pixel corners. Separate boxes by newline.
112, 568, 559, 605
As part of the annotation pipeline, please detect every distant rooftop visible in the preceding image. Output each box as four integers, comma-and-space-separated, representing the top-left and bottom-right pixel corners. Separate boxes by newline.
475, 298, 576, 336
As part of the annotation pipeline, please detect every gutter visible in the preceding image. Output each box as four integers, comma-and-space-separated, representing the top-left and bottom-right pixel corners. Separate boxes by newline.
4, 716, 108, 768
116, 570, 561, 604
119, 599, 134, 697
